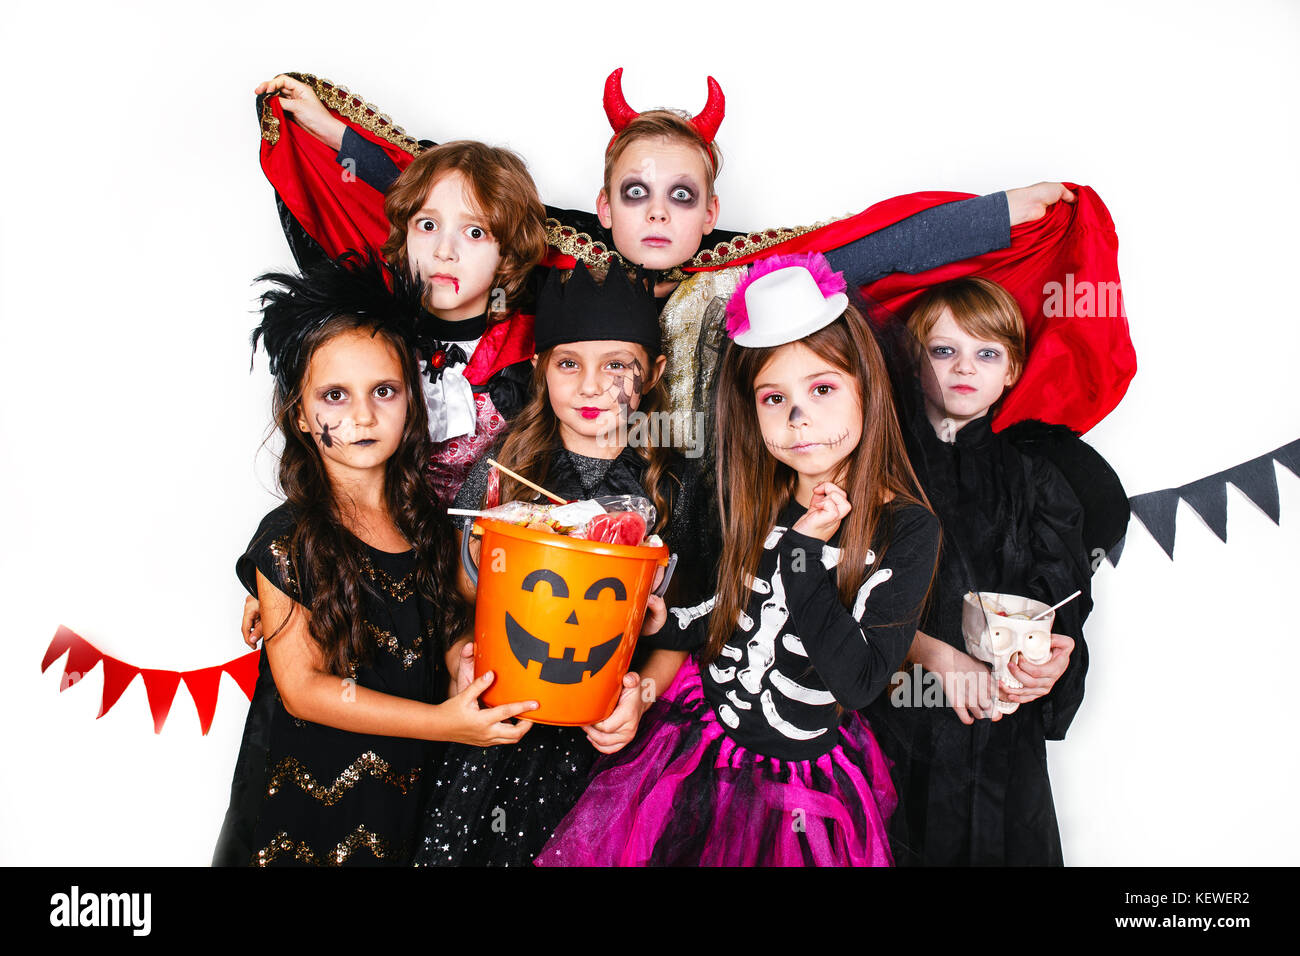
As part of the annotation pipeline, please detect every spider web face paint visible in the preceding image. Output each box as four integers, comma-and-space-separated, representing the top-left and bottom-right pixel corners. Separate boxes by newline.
607, 357, 645, 419
547, 344, 654, 458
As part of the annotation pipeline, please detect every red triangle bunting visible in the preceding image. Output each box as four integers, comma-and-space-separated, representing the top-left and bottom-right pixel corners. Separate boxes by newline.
41, 625, 83, 673
139, 669, 182, 734
223, 651, 261, 700
44, 628, 267, 733
181, 666, 225, 736
61, 637, 104, 691
97, 656, 141, 719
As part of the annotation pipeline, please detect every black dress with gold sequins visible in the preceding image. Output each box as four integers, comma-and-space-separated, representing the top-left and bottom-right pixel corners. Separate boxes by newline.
214, 505, 445, 866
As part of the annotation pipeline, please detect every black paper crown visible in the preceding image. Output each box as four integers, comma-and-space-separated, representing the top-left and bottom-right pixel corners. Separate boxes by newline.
534, 262, 662, 356
252, 251, 424, 395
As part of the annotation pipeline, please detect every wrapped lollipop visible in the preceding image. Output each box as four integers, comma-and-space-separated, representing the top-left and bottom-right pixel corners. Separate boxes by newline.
568, 495, 657, 546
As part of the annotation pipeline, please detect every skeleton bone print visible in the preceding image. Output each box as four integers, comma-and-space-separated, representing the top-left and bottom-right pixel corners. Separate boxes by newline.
695, 524, 894, 747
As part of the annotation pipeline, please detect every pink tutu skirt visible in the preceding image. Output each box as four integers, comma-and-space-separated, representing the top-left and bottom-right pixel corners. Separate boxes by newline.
536, 659, 897, 867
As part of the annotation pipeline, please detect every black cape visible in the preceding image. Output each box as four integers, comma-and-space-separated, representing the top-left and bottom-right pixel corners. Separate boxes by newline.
866, 389, 1112, 865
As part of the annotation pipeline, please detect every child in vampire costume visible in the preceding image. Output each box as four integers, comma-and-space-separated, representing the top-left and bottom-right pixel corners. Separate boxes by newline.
253, 71, 1134, 449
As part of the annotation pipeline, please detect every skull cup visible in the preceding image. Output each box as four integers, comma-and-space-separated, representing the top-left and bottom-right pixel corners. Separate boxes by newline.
961, 591, 1054, 715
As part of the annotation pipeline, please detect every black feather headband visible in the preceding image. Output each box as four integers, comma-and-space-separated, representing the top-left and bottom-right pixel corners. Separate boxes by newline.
251, 251, 425, 394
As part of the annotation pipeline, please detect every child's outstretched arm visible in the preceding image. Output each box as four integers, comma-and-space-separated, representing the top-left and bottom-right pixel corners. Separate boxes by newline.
1006, 182, 1075, 225
256, 570, 537, 747
824, 182, 1076, 287
257, 74, 404, 195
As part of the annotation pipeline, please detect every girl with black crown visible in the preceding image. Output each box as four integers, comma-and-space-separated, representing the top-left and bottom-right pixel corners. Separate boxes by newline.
413, 262, 709, 866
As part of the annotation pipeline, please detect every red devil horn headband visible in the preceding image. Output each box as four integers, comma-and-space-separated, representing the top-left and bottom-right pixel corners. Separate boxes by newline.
602, 67, 726, 153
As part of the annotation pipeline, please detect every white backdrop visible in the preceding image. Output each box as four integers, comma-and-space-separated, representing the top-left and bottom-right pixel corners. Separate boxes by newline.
2, 0, 1296, 866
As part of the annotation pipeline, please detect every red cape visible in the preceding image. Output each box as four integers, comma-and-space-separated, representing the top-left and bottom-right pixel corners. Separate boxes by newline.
258, 85, 1133, 434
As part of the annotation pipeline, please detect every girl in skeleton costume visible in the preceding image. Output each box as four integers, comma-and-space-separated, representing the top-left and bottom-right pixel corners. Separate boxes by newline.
413, 263, 709, 867
255, 70, 1086, 456
865, 278, 1110, 866
537, 254, 938, 867
214, 255, 537, 867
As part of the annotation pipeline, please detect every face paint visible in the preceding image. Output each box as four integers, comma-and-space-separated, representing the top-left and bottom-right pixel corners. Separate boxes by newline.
296, 328, 410, 483
403, 170, 502, 320
918, 308, 1017, 437
608, 357, 645, 418
598, 139, 719, 271
547, 344, 654, 459
762, 429, 850, 454
313, 414, 358, 448
753, 342, 864, 502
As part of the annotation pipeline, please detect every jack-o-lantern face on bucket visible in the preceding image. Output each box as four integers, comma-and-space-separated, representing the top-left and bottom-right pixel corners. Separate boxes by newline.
504, 568, 629, 684
469, 518, 668, 725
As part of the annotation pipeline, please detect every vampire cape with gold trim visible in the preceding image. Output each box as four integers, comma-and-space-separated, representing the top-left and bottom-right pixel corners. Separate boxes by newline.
256, 74, 1133, 436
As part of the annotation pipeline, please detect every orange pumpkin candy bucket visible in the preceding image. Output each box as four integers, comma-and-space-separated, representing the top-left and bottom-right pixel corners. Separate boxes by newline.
460, 518, 672, 726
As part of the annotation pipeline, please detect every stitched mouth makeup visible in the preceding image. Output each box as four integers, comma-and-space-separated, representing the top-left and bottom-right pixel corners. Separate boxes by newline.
765, 430, 851, 454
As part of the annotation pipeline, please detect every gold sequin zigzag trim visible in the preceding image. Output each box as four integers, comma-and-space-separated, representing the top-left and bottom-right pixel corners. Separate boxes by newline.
260, 72, 423, 155
365, 621, 421, 669
255, 825, 390, 866
684, 220, 843, 270
266, 752, 422, 806
359, 554, 415, 601
544, 217, 849, 278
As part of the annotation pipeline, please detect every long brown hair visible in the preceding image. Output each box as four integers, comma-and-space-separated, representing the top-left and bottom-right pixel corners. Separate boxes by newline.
488, 346, 675, 533
271, 315, 469, 675
381, 140, 547, 314
704, 306, 933, 663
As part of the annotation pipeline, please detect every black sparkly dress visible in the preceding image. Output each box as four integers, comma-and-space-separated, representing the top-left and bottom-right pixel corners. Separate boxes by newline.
413, 444, 708, 866
214, 505, 445, 866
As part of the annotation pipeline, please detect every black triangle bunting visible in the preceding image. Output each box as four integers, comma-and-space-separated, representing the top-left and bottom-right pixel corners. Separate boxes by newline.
1223, 454, 1280, 524
1128, 489, 1180, 559
1178, 475, 1228, 542
1119, 438, 1298, 561
1274, 439, 1300, 478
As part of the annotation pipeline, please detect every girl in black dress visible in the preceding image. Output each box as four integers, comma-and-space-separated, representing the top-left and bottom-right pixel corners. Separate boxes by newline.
413, 263, 709, 866
214, 255, 536, 867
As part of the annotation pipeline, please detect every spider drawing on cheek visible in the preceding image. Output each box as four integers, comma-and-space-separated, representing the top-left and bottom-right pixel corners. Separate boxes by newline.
313, 412, 348, 448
